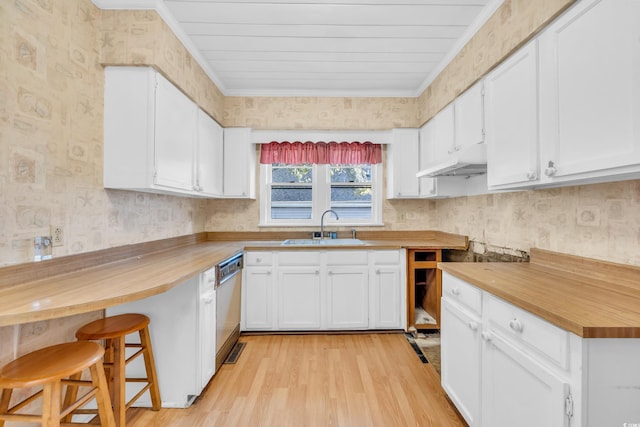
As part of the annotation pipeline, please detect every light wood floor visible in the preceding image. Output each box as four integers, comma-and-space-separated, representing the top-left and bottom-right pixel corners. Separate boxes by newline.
126, 333, 466, 427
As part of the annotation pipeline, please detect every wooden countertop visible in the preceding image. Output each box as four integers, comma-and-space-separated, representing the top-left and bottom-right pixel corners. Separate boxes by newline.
0, 231, 468, 327
0, 241, 243, 327
439, 248, 640, 338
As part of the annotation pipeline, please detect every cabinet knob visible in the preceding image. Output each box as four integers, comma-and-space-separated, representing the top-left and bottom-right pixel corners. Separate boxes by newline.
468, 321, 478, 331
328, 271, 333, 275
256, 258, 261, 263
526, 170, 537, 180
450, 288, 460, 296
375, 269, 381, 275
481, 331, 492, 342
544, 161, 557, 177
509, 318, 524, 333
315, 270, 320, 275
266, 271, 271, 275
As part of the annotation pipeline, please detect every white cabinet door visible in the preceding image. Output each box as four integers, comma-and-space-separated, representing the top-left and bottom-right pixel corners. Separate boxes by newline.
196, 109, 223, 196
277, 267, 322, 330
199, 287, 216, 389
154, 72, 197, 191
454, 81, 484, 152
430, 104, 455, 164
371, 266, 402, 329
481, 331, 570, 427
223, 128, 256, 198
539, 0, 640, 182
387, 128, 420, 198
486, 41, 540, 189
243, 266, 274, 331
326, 267, 369, 329
440, 299, 481, 427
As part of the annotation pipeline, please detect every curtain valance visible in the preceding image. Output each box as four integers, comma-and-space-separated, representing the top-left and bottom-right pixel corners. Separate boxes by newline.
259, 141, 382, 165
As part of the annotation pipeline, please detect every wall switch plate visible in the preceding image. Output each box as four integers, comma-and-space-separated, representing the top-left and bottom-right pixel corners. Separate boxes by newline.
51, 225, 64, 247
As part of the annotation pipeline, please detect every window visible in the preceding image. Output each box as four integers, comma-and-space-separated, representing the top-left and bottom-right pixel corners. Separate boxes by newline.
260, 162, 382, 226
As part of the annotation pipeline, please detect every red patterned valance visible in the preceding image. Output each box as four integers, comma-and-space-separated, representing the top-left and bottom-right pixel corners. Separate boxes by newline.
259, 141, 382, 165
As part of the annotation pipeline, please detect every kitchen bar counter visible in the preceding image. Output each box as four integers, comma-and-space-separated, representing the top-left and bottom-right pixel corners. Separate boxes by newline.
439, 248, 640, 338
0, 230, 468, 327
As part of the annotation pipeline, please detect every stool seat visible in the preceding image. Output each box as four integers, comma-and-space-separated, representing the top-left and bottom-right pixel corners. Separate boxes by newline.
76, 314, 150, 340
0, 342, 104, 388
70, 313, 161, 427
0, 341, 115, 427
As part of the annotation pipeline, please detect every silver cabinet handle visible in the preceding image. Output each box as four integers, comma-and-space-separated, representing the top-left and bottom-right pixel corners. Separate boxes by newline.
509, 318, 524, 333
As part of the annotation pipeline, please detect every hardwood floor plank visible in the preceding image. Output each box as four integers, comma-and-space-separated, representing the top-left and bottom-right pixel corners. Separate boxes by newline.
126, 333, 465, 427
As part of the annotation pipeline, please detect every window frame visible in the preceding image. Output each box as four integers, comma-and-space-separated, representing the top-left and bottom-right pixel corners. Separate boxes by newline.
259, 162, 383, 227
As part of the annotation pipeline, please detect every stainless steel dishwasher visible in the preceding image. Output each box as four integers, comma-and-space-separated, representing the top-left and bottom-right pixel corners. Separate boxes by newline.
215, 252, 243, 369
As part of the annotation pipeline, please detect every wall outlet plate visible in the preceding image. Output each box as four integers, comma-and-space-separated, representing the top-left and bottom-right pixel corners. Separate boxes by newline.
51, 225, 64, 247
312, 231, 322, 239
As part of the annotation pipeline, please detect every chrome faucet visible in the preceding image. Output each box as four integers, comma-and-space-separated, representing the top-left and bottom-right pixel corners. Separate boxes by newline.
320, 209, 339, 239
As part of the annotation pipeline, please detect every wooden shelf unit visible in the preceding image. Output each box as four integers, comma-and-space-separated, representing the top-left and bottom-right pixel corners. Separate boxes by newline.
407, 248, 442, 331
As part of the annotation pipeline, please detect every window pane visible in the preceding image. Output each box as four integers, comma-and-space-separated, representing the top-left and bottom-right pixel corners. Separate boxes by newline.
331, 185, 372, 219
330, 165, 371, 183
271, 185, 312, 219
272, 164, 312, 183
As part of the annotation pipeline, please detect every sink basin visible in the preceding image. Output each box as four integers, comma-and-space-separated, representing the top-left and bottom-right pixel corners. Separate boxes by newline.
281, 238, 365, 246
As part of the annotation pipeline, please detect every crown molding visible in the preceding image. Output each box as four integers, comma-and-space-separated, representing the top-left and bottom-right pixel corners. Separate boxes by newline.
91, 0, 229, 95
413, 0, 505, 98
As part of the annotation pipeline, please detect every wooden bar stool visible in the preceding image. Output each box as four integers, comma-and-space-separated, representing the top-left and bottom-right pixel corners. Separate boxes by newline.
0, 341, 115, 427
69, 314, 161, 427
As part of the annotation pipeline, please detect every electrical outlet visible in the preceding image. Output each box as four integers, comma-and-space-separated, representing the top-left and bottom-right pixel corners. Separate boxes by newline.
51, 225, 64, 247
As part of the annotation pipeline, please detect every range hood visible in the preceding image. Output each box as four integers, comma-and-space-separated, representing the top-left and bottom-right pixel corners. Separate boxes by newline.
416, 143, 487, 178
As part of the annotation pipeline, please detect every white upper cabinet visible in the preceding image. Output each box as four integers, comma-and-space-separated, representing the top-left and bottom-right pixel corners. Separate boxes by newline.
454, 81, 485, 152
104, 66, 224, 198
222, 128, 256, 198
153, 73, 198, 191
485, 41, 540, 189
430, 103, 455, 164
195, 109, 223, 196
538, 0, 640, 183
386, 128, 421, 198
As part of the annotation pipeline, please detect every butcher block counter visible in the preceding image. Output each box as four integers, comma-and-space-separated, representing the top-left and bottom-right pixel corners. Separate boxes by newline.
439, 248, 640, 338
0, 230, 467, 327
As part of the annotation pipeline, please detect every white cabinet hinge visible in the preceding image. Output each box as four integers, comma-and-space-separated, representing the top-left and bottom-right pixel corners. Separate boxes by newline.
564, 393, 573, 418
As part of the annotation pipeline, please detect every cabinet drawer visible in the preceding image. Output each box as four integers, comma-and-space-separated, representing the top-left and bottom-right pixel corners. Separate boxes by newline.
442, 272, 482, 316
278, 251, 321, 266
371, 250, 402, 265
327, 251, 368, 265
244, 252, 273, 266
485, 294, 569, 370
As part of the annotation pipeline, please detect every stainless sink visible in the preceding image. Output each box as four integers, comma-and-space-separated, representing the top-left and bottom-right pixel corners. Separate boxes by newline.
281, 238, 365, 246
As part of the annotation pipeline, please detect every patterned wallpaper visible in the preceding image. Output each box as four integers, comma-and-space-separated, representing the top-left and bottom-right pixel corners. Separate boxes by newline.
223, 96, 419, 129
417, 0, 575, 124
0, 0, 637, 372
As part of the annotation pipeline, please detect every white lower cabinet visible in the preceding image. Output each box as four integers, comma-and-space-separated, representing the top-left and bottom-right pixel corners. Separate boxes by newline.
327, 266, 369, 329
442, 271, 640, 427
278, 267, 322, 330
481, 332, 569, 427
242, 249, 405, 331
242, 266, 274, 331
441, 298, 481, 426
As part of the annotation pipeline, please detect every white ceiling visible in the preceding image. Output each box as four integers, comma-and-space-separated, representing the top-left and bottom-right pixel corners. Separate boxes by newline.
93, 0, 503, 97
